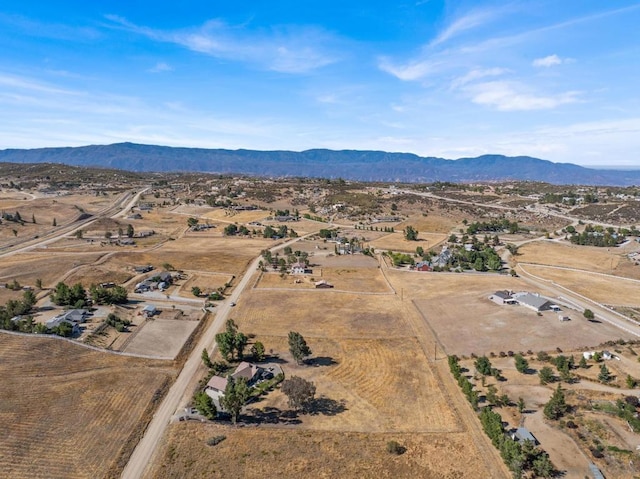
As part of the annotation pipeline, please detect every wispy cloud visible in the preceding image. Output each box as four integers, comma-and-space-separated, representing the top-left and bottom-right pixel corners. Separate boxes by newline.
0, 12, 101, 41
532, 54, 563, 67
430, 7, 501, 47
148, 62, 173, 73
464, 80, 580, 111
450, 67, 509, 89
104, 15, 341, 74
377, 57, 441, 81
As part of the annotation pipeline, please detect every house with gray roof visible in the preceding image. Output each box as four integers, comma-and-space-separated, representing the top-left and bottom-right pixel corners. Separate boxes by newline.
513, 292, 553, 312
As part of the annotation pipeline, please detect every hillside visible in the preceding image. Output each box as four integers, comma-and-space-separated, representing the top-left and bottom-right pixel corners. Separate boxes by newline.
1, 143, 639, 185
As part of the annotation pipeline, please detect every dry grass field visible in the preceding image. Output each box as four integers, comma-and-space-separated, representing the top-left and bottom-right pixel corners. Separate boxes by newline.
178, 273, 234, 297
0, 251, 105, 287
63, 261, 134, 286
255, 267, 392, 293
385, 271, 635, 355
202, 208, 270, 223
148, 423, 491, 479
522, 264, 640, 308
0, 334, 175, 479
517, 241, 635, 276
395, 214, 460, 234
369, 231, 448, 253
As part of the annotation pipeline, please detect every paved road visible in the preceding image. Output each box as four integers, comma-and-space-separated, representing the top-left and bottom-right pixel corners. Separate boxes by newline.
120, 235, 307, 479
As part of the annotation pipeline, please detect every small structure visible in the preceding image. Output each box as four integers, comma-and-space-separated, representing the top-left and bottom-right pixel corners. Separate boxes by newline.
489, 290, 515, 305
45, 317, 80, 335
513, 292, 553, 312
558, 314, 570, 321
583, 351, 595, 360
602, 351, 613, 360
205, 361, 264, 400
415, 261, 431, 272
142, 305, 158, 317
315, 280, 334, 289
511, 427, 538, 445
290, 262, 312, 275
588, 463, 605, 479
134, 265, 154, 274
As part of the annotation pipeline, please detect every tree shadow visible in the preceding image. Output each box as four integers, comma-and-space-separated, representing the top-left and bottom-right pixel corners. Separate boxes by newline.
588, 319, 601, 323
307, 356, 338, 367
245, 406, 302, 425
306, 397, 348, 416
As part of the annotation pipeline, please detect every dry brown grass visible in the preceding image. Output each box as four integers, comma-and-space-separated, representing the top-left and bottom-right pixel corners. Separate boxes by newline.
148, 423, 490, 479
0, 334, 175, 479
178, 273, 234, 297
395, 214, 460, 234
385, 270, 635, 355
517, 241, 630, 275
369, 231, 448, 253
255, 267, 392, 293
0, 251, 105, 287
522, 265, 640, 308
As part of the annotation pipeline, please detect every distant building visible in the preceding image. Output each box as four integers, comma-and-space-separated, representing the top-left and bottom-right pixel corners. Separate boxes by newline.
513, 292, 553, 312
315, 280, 334, 289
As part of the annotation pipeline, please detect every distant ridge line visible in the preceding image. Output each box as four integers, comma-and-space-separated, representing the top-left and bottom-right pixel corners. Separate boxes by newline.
0, 142, 639, 186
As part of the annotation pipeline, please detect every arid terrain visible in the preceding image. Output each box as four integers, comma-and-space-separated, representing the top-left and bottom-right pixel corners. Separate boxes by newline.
1, 168, 640, 479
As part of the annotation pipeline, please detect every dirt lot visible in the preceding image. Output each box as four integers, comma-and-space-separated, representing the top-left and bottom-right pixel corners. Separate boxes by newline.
148, 423, 492, 479
123, 318, 200, 358
385, 271, 635, 356
0, 333, 175, 479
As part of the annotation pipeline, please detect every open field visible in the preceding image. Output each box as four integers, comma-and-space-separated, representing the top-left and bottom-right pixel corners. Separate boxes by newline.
384, 270, 635, 355
178, 272, 234, 297
522, 264, 640, 308
369, 231, 448, 252
394, 214, 461, 234
148, 423, 492, 479
242, 335, 458, 433
234, 289, 411, 338
0, 334, 175, 479
123, 318, 200, 358
0, 251, 105, 287
202, 208, 270, 223
516, 241, 638, 276
255, 266, 392, 293
63, 261, 134, 286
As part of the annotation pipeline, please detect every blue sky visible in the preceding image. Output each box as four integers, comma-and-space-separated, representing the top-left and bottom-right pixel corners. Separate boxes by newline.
1, 1, 639, 167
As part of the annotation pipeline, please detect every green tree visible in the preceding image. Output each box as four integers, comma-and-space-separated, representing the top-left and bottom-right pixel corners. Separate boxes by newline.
221, 376, 250, 424
415, 246, 424, 256
194, 391, 217, 419
288, 331, 312, 365
474, 356, 492, 376
191, 286, 202, 297
187, 217, 199, 227
539, 366, 554, 385
532, 452, 554, 478
22, 290, 37, 311
35, 278, 43, 289
126, 223, 134, 238
543, 384, 568, 420
202, 348, 213, 368
473, 257, 485, 271
598, 363, 612, 383
517, 397, 525, 414
281, 376, 316, 411
626, 374, 637, 388
514, 354, 529, 374
251, 341, 266, 362
404, 225, 418, 241
583, 309, 595, 320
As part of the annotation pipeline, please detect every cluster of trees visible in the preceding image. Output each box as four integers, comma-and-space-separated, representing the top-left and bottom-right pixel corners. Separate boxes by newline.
466, 219, 520, 235
318, 228, 338, 239
105, 313, 131, 332
215, 319, 248, 361
540, 191, 597, 205
448, 355, 478, 408
456, 244, 502, 272
302, 213, 326, 222
403, 225, 418, 241
0, 290, 38, 331
223, 223, 251, 236
51, 282, 88, 308
480, 408, 554, 477
569, 224, 624, 247
88, 284, 128, 305
386, 251, 414, 266
263, 224, 297, 239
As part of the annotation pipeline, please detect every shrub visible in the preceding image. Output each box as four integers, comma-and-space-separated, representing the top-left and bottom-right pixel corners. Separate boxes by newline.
386, 440, 405, 455
207, 435, 226, 447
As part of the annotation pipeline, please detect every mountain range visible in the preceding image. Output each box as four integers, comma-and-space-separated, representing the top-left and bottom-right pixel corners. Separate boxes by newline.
0, 142, 638, 186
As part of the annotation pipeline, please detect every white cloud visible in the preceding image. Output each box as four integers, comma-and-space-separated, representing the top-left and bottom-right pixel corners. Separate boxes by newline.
464, 81, 580, 111
450, 67, 509, 89
378, 57, 440, 81
105, 16, 341, 74
532, 54, 563, 68
148, 62, 173, 73
431, 9, 497, 46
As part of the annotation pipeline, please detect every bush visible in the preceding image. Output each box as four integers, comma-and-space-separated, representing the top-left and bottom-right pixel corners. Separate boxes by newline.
207, 435, 226, 447
386, 440, 405, 455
